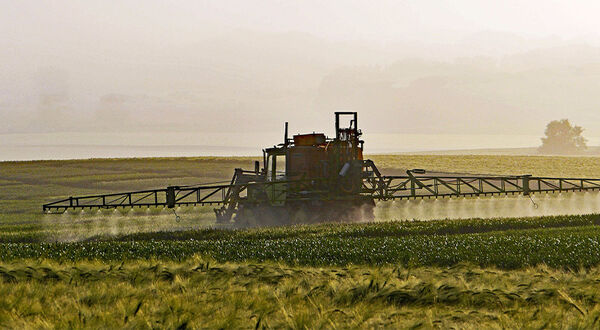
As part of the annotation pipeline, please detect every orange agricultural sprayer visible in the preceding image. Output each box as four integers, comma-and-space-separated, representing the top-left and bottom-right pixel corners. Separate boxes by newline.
43, 112, 600, 226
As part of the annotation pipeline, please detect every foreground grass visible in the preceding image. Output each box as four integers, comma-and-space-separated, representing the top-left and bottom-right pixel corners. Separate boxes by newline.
2, 258, 600, 328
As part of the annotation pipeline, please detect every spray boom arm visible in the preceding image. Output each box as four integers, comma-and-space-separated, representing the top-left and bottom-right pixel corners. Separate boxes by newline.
43, 161, 600, 214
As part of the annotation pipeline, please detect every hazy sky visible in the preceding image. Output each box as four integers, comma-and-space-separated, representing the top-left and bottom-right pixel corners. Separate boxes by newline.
2, 0, 600, 154
3, 0, 600, 45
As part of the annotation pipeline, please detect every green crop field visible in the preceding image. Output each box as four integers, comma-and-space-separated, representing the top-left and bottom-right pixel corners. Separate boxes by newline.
2, 155, 600, 328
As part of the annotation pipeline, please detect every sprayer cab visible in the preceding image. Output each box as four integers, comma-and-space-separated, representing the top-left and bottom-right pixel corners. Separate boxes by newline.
261, 112, 365, 185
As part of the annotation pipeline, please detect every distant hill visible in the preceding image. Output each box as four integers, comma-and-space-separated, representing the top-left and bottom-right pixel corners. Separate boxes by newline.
315, 46, 600, 136
3, 30, 600, 138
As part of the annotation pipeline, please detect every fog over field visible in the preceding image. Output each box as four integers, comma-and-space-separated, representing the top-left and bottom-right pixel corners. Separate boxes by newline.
2, 1, 600, 156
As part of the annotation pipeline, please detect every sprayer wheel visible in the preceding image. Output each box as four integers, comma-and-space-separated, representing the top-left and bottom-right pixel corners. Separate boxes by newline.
234, 206, 258, 228
290, 208, 309, 225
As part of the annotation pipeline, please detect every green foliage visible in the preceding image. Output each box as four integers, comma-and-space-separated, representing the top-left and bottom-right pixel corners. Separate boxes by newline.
1, 216, 600, 269
99, 214, 600, 242
539, 119, 587, 154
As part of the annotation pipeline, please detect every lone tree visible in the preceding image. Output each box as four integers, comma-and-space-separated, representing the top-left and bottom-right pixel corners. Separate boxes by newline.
539, 119, 587, 154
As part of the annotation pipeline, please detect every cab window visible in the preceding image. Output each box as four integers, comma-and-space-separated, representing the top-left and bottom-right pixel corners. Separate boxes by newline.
266, 154, 286, 181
